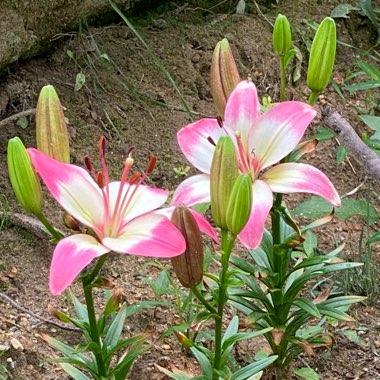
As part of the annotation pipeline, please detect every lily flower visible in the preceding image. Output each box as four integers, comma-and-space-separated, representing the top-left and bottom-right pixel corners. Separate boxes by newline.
28, 137, 188, 295
172, 80, 340, 249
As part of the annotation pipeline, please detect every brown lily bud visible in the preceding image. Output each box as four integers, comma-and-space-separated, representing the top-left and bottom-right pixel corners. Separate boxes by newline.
171, 206, 204, 288
104, 288, 125, 315
210, 38, 240, 117
174, 331, 193, 348
47, 304, 70, 323
63, 213, 81, 231
36, 85, 70, 163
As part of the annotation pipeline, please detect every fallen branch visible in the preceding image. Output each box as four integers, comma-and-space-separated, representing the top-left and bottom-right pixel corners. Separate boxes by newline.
0, 292, 80, 332
321, 104, 380, 182
0, 108, 36, 128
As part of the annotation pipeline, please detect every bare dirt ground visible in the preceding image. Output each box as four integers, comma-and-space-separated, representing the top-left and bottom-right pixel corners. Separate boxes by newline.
0, 1, 380, 379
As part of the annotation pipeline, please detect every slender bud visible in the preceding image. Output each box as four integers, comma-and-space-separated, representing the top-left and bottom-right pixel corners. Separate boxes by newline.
210, 38, 241, 117
226, 174, 252, 236
104, 288, 124, 315
307, 17, 336, 95
36, 85, 70, 163
7, 137, 43, 216
47, 304, 71, 323
170, 207, 204, 288
288, 139, 318, 162
210, 136, 239, 230
272, 14, 292, 55
174, 331, 193, 348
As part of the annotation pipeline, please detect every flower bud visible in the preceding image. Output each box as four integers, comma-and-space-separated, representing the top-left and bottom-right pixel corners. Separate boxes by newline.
272, 14, 292, 55
288, 139, 318, 162
48, 304, 71, 323
226, 174, 252, 236
307, 17, 336, 95
63, 213, 81, 231
210, 137, 239, 230
174, 331, 193, 348
104, 288, 124, 315
170, 207, 204, 288
210, 38, 241, 117
36, 85, 70, 163
7, 137, 43, 216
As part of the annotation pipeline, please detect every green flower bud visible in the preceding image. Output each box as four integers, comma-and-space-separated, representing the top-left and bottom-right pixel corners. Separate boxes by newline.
171, 207, 204, 288
272, 14, 292, 55
288, 139, 318, 162
210, 136, 239, 229
226, 174, 252, 236
210, 38, 241, 117
7, 137, 43, 216
307, 17, 336, 95
36, 85, 70, 163
174, 331, 193, 348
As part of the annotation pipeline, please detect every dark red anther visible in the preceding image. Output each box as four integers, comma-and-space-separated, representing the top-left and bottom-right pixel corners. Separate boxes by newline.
129, 172, 141, 184
97, 171, 105, 188
207, 136, 216, 146
98, 136, 107, 158
84, 155, 93, 172
217, 116, 223, 128
147, 155, 157, 174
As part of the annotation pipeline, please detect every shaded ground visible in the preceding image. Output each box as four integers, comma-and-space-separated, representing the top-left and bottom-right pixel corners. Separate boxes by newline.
0, 0, 380, 379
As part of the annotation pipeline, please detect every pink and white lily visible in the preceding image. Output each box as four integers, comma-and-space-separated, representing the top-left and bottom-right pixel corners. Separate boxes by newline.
28, 139, 190, 295
173, 80, 340, 250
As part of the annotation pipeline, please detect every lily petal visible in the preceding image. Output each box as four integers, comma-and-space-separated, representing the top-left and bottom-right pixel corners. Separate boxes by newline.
50, 235, 109, 295
156, 206, 219, 243
224, 80, 261, 147
178, 118, 225, 174
238, 180, 273, 250
108, 182, 168, 224
28, 148, 104, 228
102, 214, 186, 257
249, 102, 316, 170
263, 163, 341, 206
172, 174, 211, 206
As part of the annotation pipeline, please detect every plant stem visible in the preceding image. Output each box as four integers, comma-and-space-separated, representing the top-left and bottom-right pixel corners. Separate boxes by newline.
308, 90, 319, 105
271, 193, 283, 246
82, 256, 108, 377
213, 230, 235, 378
191, 286, 217, 315
36, 213, 63, 241
279, 56, 287, 102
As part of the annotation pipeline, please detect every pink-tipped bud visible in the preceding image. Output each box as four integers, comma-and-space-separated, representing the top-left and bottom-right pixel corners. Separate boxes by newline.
36, 85, 70, 163
210, 38, 241, 117
171, 207, 204, 288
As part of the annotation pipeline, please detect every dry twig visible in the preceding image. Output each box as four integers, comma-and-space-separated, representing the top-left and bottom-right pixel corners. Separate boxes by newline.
321, 104, 380, 182
0, 108, 36, 128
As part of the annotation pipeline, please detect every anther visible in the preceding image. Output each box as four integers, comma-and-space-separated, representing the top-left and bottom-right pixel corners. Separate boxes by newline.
98, 136, 107, 158
207, 136, 216, 146
84, 155, 93, 172
129, 172, 141, 184
146, 156, 157, 174
217, 116, 223, 128
97, 171, 105, 188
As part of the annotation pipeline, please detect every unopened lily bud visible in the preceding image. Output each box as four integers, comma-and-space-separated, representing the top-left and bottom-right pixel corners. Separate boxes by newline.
272, 14, 292, 55
174, 331, 193, 348
48, 304, 70, 323
104, 288, 124, 316
63, 213, 81, 231
36, 85, 70, 163
210, 38, 240, 117
307, 17, 336, 96
7, 137, 43, 216
288, 139, 318, 162
171, 207, 204, 288
210, 136, 239, 230
226, 174, 252, 236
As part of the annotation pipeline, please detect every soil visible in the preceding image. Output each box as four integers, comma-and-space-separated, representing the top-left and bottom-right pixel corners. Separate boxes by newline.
1, 1, 380, 379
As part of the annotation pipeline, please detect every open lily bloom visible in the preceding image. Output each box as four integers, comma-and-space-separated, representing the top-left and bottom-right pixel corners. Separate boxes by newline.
28, 140, 190, 295
173, 80, 341, 249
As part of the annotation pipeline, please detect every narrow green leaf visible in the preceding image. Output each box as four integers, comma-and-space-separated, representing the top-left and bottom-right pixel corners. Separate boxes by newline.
60, 363, 91, 380
231, 356, 278, 380
316, 305, 355, 321
104, 304, 127, 348
367, 230, 380, 245
294, 367, 320, 380
336, 145, 347, 164
360, 115, 380, 131
294, 298, 321, 318
358, 60, 380, 81
319, 295, 366, 308
303, 230, 317, 256
222, 327, 273, 351
190, 347, 213, 379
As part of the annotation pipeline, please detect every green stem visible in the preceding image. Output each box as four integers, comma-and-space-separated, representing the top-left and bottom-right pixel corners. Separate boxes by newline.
213, 230, 235, 378
36, 213, 63, 241
271, 193, 283, 246
308, 90, 319, 105
279, 56, 287, 102
191, 286, 217, 315
82, 256, 108, 377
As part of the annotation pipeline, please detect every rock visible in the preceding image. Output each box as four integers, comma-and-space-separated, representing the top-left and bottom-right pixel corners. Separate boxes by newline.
10, 338, 24, 351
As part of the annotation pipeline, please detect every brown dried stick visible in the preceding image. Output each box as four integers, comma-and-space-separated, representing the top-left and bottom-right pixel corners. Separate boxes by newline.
0, 108, 36, 127
0, 292, 80, 332
321, 104, 380, 182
